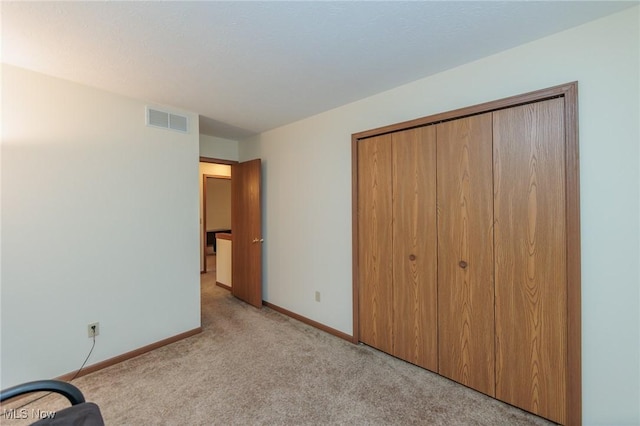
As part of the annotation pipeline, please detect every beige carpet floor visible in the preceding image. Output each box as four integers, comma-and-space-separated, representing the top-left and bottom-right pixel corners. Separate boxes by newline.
2, 263, 554, 425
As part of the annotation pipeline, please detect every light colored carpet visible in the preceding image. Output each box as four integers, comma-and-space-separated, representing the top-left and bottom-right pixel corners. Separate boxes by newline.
1, 271, 555, 425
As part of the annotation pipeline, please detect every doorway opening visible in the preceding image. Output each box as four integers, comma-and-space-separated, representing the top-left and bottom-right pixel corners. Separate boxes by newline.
199, 157, 236, 274
199, 156, 263, 309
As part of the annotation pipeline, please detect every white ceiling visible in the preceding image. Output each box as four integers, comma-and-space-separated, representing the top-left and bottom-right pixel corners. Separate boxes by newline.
2, 1, 636, 140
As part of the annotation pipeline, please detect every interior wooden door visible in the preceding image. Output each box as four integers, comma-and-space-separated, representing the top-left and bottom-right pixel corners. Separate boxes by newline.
392, 126, 438, 371
493, 99, 567, 424
358, 134, 393, 354
231, 159, 263, 308
436, 113, 495, 395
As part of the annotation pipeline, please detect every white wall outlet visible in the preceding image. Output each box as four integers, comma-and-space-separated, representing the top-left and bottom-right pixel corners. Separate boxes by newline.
88, 322, 99, 338
315, 291, 321, 302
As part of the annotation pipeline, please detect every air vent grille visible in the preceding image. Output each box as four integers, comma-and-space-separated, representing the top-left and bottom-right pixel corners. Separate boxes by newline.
169, 114, 188, 132
148, 108, 169, 128
146, 107, 188, 133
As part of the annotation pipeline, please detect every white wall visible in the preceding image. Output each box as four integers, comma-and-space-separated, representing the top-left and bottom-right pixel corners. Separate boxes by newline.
241, 7, 639, 425
200, 134, 239, 161
205, 178, 231, 231
1, 65, 201, 388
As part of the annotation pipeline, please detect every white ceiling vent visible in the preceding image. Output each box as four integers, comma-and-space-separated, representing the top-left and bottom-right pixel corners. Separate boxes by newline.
146, 107, 188, 133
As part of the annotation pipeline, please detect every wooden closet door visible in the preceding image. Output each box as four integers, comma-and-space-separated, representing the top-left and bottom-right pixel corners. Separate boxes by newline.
358, 134, 394, 354
392, 126, 438, 371
493, 98, 567, 424
436, 113, 495, 396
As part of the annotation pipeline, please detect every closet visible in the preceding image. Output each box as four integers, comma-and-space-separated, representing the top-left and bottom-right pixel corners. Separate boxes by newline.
352, 83, 580, 425
357, 127, 438, 371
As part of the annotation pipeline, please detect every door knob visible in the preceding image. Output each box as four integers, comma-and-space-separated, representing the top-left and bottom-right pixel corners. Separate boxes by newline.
459, 260, 468, 269
252, 238, 264, 243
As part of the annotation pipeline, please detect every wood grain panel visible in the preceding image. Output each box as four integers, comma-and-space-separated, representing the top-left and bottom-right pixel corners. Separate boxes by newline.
436, 113, 495, 395
353, 82, 579, 141
354, 83, 580, 425
231, 159, 263, 308
358, 134, 394, 354
392, 126, 438, 371
493, 99, 567, 424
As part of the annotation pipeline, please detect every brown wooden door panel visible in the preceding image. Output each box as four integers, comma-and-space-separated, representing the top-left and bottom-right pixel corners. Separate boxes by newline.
231, 159, 263, 308
493, 98, 567, 424
354, 84, 580, 425
436, 113, 495, 396
358, 134, 394, 354
392, 126, 438, 371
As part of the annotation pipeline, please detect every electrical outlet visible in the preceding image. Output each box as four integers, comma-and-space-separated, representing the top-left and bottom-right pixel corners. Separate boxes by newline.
87, 322, 99, 338
315, 291, 321, 302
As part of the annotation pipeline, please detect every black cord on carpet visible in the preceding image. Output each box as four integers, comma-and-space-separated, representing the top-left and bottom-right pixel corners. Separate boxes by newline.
0, 334, 96, 416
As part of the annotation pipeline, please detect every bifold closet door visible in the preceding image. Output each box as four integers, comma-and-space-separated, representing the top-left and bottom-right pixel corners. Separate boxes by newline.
358, 133, 393, 355
436, 113, 495, 396
392, 126, 438, 371
493, 98, 567, 424
358, 127, 437, 370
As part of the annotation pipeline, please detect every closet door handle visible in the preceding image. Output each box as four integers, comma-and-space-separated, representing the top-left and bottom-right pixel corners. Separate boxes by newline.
459, 260, 468, 269
409, 254, 416, 261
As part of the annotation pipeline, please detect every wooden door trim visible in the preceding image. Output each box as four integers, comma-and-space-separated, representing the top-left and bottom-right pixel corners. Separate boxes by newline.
350, 136, 361, 344
205, 174, 232, 180
351, 82, 580, 425
200, 156, 238, 165
564, 83, 581, 426
353, 82, 578, 140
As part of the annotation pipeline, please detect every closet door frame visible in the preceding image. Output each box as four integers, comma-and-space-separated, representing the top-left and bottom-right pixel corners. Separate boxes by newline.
351, 82, 580, 425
